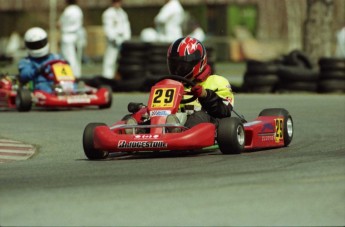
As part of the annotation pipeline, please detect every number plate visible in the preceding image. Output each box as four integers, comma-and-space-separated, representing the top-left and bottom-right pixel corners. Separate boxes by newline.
52, 63, 75, 81
275, 118, 284, 142
151, 88, 176, 108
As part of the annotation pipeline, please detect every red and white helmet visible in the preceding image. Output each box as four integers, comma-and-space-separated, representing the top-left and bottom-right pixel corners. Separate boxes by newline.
24, 27, 49, 58
167, 36, 208, 80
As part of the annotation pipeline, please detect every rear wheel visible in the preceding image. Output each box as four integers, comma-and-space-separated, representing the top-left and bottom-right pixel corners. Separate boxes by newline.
217, 117, 245, 154
99, 86, 112, 109
83, 123, 109, 160
259, 108, 293, 146
16, 88, 32, 112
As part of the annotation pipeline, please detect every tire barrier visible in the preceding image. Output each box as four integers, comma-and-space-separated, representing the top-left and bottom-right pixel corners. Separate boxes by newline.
241, 50, 343, 94
275, 65, 319, 93
318, 57, 345, 93
241, 60, 280, 93
85, 41, 216, 92
0, 54, 13, 67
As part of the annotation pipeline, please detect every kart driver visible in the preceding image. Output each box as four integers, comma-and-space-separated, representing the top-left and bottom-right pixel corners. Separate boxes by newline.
167, 36, 234, 128
18, 27, 65, 93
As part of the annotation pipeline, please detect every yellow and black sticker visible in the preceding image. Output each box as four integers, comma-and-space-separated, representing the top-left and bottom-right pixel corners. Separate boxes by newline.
52, 63, 75, 81
275, 118, 284, 143
151, 88, 176, 108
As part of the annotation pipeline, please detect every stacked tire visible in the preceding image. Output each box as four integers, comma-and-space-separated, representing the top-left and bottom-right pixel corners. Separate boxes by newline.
116, 41, 149, 91
318, 58, 345, 93
275, 50, 319, 93
143, 42, 171, 91
241, 60, 280, 93
206, 46, 217, 73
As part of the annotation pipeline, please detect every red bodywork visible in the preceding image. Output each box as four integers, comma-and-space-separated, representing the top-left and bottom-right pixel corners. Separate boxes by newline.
32, 87, 110, 108
243, 116, 286, 150
0, 76, 17, 109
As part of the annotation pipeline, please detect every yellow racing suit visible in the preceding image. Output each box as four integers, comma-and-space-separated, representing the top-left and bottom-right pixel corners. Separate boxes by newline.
182, 74, 234, 119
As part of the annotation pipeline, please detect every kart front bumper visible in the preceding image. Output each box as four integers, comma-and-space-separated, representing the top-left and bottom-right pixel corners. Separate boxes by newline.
33, 88, 109, 107
93, 123, 216, 152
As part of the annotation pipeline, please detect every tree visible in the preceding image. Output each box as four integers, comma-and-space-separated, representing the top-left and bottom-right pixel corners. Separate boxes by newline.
304, 0, 334, 66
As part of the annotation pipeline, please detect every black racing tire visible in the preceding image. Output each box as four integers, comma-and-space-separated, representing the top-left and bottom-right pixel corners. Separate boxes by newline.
217, 117, 245, 154
319, 70, 345, 80
120, 50, 146, 58
318, 57, 345, 71
118, 64, 146, 75
83, 123, 109, 160
115, 76, 147, 92
149, 55, 167, 64
205, 46, 217, 62
286, 50, 313, 69
149, 43, 170, 55
118, 57, 146, 66
245, 60, 279, 75
275, 81, 318, 92
121, 41, 149, 51
277, 65, 319, 82
16, 88, 32, 112
148, 64, 170, 75
259, 108, 293, 147
241, 84, 273, 93
243, 74, 279, 86
99, 85, 113, 109
318, 79, 345, 93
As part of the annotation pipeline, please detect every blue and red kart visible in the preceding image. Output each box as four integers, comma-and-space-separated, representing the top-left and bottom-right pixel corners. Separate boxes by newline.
83, 75, 294, 160
1, 60, 112, 111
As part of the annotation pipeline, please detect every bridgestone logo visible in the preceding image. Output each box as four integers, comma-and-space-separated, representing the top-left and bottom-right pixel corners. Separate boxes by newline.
118, 140, 168, 149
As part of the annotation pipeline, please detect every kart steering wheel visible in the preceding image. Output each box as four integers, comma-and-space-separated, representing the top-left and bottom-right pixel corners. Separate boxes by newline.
156, 75, 198, 104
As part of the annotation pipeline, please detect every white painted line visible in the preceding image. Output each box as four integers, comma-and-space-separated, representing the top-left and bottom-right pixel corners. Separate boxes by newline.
0, 149, 35, 154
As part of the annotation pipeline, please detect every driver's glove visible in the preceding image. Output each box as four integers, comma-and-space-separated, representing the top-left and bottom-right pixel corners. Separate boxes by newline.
191, 85, 207, 98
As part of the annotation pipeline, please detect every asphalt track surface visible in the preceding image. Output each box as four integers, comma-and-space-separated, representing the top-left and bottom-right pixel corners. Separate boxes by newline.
0, 93, 344, 226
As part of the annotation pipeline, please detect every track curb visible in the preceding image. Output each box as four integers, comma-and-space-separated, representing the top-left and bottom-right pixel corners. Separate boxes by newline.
0, 138, 36, 163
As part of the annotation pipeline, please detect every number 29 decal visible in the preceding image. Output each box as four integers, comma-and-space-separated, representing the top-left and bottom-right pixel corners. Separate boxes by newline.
151, 88, 176, 108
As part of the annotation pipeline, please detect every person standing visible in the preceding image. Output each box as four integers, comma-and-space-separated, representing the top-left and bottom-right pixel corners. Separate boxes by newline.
154, 0, 184, 42
336, 25, 345, 57
58, 0, 85, 78
102, 0, 131, 79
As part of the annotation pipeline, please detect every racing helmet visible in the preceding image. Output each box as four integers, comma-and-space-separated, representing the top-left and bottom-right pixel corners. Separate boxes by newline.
24, 27, 49, 58
167, 36, 207, 80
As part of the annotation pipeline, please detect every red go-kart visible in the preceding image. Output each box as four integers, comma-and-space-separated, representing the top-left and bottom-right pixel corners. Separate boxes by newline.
16, 59, 112, 111
0, 74, 18, 109
83, 75, 293, 160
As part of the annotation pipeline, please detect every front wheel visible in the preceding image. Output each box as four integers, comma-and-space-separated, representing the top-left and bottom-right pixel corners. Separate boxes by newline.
217, 117, 245, 154
16, 88, 32, 112
259, 108, 293, 146
83, 123, 109, 160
